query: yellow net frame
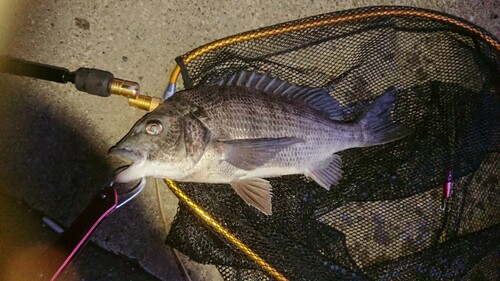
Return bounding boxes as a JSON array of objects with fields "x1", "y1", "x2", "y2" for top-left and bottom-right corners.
[{"x1": 163, "y1": 7, "x2": 499, "y2": 280}]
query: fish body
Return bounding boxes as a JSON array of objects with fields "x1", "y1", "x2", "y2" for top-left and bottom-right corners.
[{"x1": 110, "y1": 71, "x2": 410, "y2": 214}]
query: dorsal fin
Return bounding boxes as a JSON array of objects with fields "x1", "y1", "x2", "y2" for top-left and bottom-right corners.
[{"x1": 214, "y1": 70, "x2": 343, "y2": 120}]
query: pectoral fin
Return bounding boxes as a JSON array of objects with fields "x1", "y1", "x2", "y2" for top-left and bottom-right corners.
[
  {"x1": 230, "y1": 178, "x2": 273, "y2": 215},
  {"x1": 220, "y1": 137, "x2": 303, "y2": 170},
  {"x1": 305, "y1": 154, "x2": 343, "y2": 190}
]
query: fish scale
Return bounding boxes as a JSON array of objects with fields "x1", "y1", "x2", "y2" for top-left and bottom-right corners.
[
  {"x1": 110, "y1": 71, "x2": 411, "y2": 214},
  {"x1": 184, "y1": 87, "x2": 343, "y2": 165},
  {"x1": 170, "y1": 86, "x2": 363, "y2": 196}
]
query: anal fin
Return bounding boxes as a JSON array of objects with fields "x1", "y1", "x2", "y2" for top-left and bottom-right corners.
[
  {"x1": 305, "y1": 154, "x2": 343, "y2": 190},
  {"x1": 230, "y1": 178, "x2": 273, "y2": 215}
]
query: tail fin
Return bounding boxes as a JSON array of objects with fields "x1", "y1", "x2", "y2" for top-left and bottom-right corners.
[{"x1": 360, "y1": 87, "x2": 411, "y2": 146}]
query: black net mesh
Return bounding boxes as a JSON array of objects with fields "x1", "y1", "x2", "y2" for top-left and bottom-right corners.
[{"x1": 166, "y1": 6, "x2": 499, "y2": 281}]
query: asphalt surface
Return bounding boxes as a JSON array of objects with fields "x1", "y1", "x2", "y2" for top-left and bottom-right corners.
[{"x1": 0, "y1": 1, "x2": 497, "y2": 280}]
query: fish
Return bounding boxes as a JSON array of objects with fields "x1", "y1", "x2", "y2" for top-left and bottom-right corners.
[{"x1": 109, "y1": 71, "x2": 411, "y2": 215}]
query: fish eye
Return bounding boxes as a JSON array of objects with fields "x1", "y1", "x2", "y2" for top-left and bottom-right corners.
[{"x1": 145, "y1": 120, "x2": 163, "y2": 135}]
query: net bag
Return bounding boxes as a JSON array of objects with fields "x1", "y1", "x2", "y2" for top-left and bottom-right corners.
[{"x1": 164, "y1": 6, "x2": 500, "y2": 281}]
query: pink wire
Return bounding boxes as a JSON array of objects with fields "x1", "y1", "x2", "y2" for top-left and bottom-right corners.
[
  {"x1": 50, "y1": 189, "x2": 118, "y2": 281},
  {"x1": 444, "y1": 170, "x2": 452, "y2": 199}
]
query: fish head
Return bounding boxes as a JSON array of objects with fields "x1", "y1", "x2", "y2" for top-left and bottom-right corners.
[{"x1": 109, "y1": 102, "x2": 191, "y2": 183}]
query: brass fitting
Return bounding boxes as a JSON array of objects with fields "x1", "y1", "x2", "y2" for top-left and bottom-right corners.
[
  {"x1": 109, "y1": 78, "x2": 161, "y2": 112},
  {"x1": 128, "y1": 95, "x2": 161, "y2": 112},
  {"x1": 109, "y1": 78, "x2": 140, "y2": 99}
]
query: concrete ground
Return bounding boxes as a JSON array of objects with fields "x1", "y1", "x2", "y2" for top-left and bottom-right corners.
[{"x1": 0, "y1": 0, "x2": 497, "y2": 280}]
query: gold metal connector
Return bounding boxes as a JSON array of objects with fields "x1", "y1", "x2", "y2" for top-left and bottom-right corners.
[
  {"x1": 109, "y1": 78, "x2": 140, "y2": 99},
  {"x1": 128, "y1": 95, "x2": 161, "y2": 112},
  {"x1": 109, "y1": 78, "x2": 161, "y2": 112}
]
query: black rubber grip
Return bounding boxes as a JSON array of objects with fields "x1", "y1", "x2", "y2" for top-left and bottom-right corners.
[{"x1": 74, "y1": 68, "x2": 113, "y2": 97}]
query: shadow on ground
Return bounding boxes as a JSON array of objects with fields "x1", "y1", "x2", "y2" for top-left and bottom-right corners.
[{"x1": 0, "y1": 78, "x2": 168, "y2": 280}]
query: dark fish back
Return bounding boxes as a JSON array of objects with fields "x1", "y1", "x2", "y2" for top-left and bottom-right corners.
[{"x1": 180, "y1": 86, "x2": 336, "y2": 140}]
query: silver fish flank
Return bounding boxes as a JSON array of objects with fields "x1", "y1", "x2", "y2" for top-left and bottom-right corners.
[{"x1": 109, "y1": 71, "x2": 411, "y2": 215}]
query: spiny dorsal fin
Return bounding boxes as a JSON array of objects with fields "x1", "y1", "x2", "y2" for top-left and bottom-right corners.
[{"x1": 214, "y1": 70, "x2": 343, "y2": 120}]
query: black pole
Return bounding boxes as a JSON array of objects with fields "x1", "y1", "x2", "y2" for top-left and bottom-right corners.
[
  {"x1": 0, "y1": 56, "x2": 114, "y2": 97},
  {"x1": 0, "y1": 56, "x2": 75, "y2": 84}
]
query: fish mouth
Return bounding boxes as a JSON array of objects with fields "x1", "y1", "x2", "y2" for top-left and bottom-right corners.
[
  {"x1": 108, "y1": 146, "x2": 145, "y2": 163},
  {"x1": 108, "y1": 146, "x2": 147, "y2": 183}
]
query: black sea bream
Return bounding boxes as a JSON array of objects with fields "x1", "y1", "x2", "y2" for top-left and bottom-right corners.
[{"x1": 109, "y1": 71, "x2": 411, "y2": 215}]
